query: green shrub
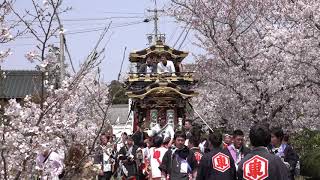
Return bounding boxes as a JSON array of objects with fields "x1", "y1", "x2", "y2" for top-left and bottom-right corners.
[
  {"x1": 300, "y1": 149, "x2": 320, "y2": 179},
  {"x1": 291, "y1": 129, "x2": 320, "y2": 179}
]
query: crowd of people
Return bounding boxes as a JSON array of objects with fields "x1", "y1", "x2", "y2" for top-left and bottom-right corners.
[
  {"x1": 35, "y1": 120, "x2": 300, "y2": 180},
  {"x1": 91, "y1": 120, "x2": 300, "y2": 180}
]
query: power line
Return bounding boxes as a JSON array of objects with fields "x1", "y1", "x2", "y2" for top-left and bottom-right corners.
[
  {"x1": 63, "y1": 19, "x2": 175, "y2": 36},
  {"x1": 118, "y1": 47, "x2": 127, "y2": 81},
  {"x1": 7, "y1": 16, "x2": 147, "y2": 23},
  {"x1": 180, "y1": 36, "x2": 192, "y2": 50},
  {"x1": 178, "y1": 25, "x2": 192, "y2": 50},
  {"x1": 56, "y1": 21, "x2": 130, "y2": 27},
  {"x1": 66, "y1": 21, "x2": 147, "y2": 35},
  {"x1": 64, "y1": 20, "x2": 146, "y2": 31},
  {"x1": 6, "y1": 14, "x2": 170, "y2": 28},
  {"x1": 101, "y1": 11, "x2": 144, "y2": 15},
  {"x1": 167, "y1": 21, "x2": 179, "y2": 44},
  {"x1": 2, "y1": 41, "x2": 60, "y2": 47},
  {"x1": 10, "y1": 19, "x2": 147, "y2": 27},
  {"x1": 10, "y1": 17, "x2": 175, "y2": 41},
  {"x1": 61, "y1": 16, "x2": 146, "y2": 22},
  {"x1": 1, "y1": 43, "x2": 36, "y2": 47},
  {"x1": 14, "y1": 20, "x2": 149, "y2": 39},
  {"x1": 173, "y1": 23, "x2": 190, "y2": 48}
]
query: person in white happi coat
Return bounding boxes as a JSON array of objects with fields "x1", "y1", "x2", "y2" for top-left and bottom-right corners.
[
  {"x1": 148, "y1": 136, "x2": 168, "y2": 180},
  {"x1": 36, "y1": 147, "x2": 64, "y2": 180},
  {"x1": 94, "y1": 133, "x2": 116, "y2": 180},
  {"x1": 147, "y1": 117, "x2": 174, "y2": 146},
  {"x1": 117, "y1": 132, "x2": 128, "y2": 152}
]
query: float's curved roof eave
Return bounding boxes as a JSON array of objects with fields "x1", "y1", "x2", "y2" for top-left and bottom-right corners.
[{"x1": 129, "y1": 40, "x2": 189, "y2": 63}]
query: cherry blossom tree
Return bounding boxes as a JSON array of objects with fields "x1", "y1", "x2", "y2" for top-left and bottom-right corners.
[
  {"x1": 10, "y1": 0, "x2": 73, "y2": 87},
  {"x1": 170, "y1": 0, "x2": 320, "y2": 131},
  {"x1": 0, "y1": 0, "x2": 13, "y2": 62},
  {"x1": 0, "y1": 0, "x2": 114, "y2": 179},
  {"x1": 0, "y1": 0, "x2": 28, "y2": 63}
]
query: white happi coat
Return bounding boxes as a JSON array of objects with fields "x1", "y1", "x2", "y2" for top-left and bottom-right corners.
[
  {"x1": 149, "y1": 147, "x2": 168, "y2": 178},
  {"x1": 36, "y1": 151, "x2": 64, "y2": 180}
]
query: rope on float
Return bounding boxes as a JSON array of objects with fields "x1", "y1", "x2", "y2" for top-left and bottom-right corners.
[{"x1": 188, "y1": 101, "x2": 214, "y2": 133}]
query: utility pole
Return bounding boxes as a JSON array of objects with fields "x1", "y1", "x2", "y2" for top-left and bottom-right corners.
[
  {"x1": 59, "y1": 26, "x2": 65, "y2": 86},
  {"x1": 147, "y1": 0, "x2": 164, "y2": 43}
]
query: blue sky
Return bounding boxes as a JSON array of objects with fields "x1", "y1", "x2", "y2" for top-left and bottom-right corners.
[{"x1": 2, "y1": 0, "x2": 197, "y2": 82}]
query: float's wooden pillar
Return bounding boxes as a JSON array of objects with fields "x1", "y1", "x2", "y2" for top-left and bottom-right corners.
[{"x1": 133, "y1": 111, "x2": 139, "y2": 132}]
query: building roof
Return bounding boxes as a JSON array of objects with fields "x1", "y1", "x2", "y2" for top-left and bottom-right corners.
[
  {"x1": 0, "y1": 70, "x2": 43, "y2": 99},
  {"x1": 108, "y1": 104, "x2": 133, "y2": 125}
]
